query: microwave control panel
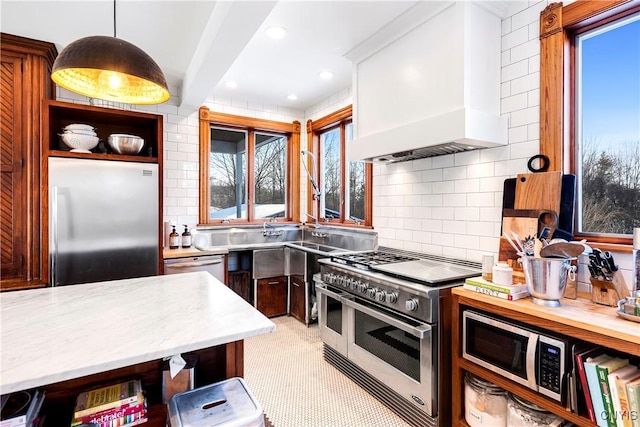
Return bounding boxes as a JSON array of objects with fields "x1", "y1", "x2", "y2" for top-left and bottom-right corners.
[{"x1": 538, "y1": 341, "x2": 563, "y2": 394}]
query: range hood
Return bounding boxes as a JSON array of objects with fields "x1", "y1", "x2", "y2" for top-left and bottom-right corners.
[{"x1": 346, "y1": 1, "x2": 508, "y2": 163}]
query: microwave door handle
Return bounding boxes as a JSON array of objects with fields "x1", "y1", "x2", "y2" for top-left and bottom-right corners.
[
  {"x1": 343, "y1": 298, "x2": 431, "y2": 339},
  {"x1": 527, "y1": 333, "x2": 540, "y2": 391}
]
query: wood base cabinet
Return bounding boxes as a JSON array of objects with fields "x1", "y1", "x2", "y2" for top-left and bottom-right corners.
[
  {"x1": 289, "y1": 275, "x2": 305, "y2": 323},
  {"x1": 256, "y1": 276, "x2": 287, "y2": 318},
  {"x1": 0, "y1": 33, "x2": 57, "y2": 291},
  {"x1": 451, "y1": 288, "x2": 640, "y2": 427},
  {"x1": 228, "y1": 270, "x2": 251, "y2": 303}
]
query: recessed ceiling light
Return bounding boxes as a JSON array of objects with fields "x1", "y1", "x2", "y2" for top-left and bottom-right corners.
[
  {"x1": 287, "y1": 94, "x2": 298, "y2": 101},
  {"x1": 318, "y1": 71, "x2": 334, "y2": 80},
  {"x1": 225, "y1": 81, "x2": 237, "y2": 89},
  {"x1": 265, "y1": 26, "x2": 287, "y2": 40}
]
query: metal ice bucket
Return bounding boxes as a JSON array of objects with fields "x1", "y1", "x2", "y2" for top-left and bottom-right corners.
[{"x1": 520, "y1": 256, "x2": 576, "y2": 307}]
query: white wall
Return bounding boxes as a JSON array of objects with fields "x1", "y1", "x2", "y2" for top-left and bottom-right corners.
[{"x1": 56, "y1": 0, "x2": 634, "y2": 294}]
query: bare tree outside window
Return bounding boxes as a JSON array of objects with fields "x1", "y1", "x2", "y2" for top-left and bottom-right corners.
[
  {"x1": 576, "y1": 13, "x2": 640, "y2": 236},
  {"x1": 321, "y1": 128, "x2": 341, "y2": 218},
  {"x1": 255, "y1": 133, "x2": 287, "y2": 219},
  {"x1": 209, "y1": 128, "x2": 247, "y2": 219}
]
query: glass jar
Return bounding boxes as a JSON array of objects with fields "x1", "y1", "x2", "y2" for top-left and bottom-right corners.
[
  {"x1": 464, "y1": 373, "x2": 508, "y2": 427},
  {"x1": 506, "y1": 392, "x2": 563, "y2": 426}
]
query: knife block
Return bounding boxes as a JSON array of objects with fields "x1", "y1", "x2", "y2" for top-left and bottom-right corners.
[{"x1": 590, "y1": 271, "x2": 630, "y2": 306}]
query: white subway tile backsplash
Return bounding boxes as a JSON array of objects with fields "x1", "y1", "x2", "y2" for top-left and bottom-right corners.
[
  {"x1": 511, "y1": 39, "x2": 540, "y2": 63},
  {"x1": 454, "y1": 179, "x2": 480, "y2": 194},
  {"x1": 443, "y1": 166, "x2": 467, "y2": 181},
  {"x1": 502, "y1": 59, "x2": 530, "y2": 83},
  {"x1": 501, "y1": 93, "x2": 529, "y2": 113},
  {"x1": 502, "y1": 26, "x2": 528, "y2": 51}
]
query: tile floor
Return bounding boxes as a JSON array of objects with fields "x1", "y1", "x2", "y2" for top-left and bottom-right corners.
[{"x1": 244, "y1": 315, "x2": 409, "y2": 427}]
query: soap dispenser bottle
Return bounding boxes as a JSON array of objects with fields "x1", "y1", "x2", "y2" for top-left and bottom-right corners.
[
  {"x1": 169, "y1": 225, "x2": 180, "y2": 249},
  {"x1": 182, "y1": 225, "x2": 192, "y2": 248}
]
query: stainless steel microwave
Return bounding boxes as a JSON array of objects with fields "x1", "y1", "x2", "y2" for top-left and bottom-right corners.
[{"x1": 462, "y1": 309, "x2": 571, "y2": 402}]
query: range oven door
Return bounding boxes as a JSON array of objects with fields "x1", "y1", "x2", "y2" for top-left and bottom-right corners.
[
  {"x1": 344, "y1": 296, "x2": 437, "y2": 416},
  {"x1": 315, "y1": 282, "x2": 350, "y2": 356}
]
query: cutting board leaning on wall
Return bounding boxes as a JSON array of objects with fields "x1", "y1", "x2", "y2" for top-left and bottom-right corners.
[{"x1": 499, "y1": 171, "x2": 576, "y2": 290}]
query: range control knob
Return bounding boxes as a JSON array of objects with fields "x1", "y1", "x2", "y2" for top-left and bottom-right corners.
[
  {"x1": 358, "y1": 282, "x2": 369, "y2": 293},
  {"x1": 375, "y1": 290, "x2": 386, "y2": 302},
  {"x1": 386, "y1": 292, "x2": 398, "y2": 304},
  {"x1": 367, "y1": 288, "x2": 377, "y2": 298},
  {"x1": 405, "y1": 298, "x2": 419, "y2": 311}
]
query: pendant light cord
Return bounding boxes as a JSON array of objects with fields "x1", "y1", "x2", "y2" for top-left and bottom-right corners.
[{"x1": 113, "y1": 0, "x2": 117, "y2": 38}]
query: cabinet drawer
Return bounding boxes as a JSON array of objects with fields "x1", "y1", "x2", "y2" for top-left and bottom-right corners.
[{"x1": 256, "y1": 276, "x2": 287, "y2": 318}]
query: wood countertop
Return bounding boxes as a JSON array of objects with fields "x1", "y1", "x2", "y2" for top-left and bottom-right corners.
[
  {"x1": 0, "y1": 272, "x2": 275, "y2": 394},
  {"x1": 452, "y1": 287, "x2": 639, "y2": 350},
  {"x1": 163, "y1": 247, "x2": 228, "y2": 259}
]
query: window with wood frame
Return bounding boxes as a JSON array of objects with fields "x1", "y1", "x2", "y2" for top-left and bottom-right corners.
[
  {"x1": 306, "y1": 106, "x2": 372, "y2": 227},
  {"x1": 198, "y1": 107, "x2": 301, "y2": 225},
  {"x1": 539, "y1": 1, "x2": 639, "y2": 245}
]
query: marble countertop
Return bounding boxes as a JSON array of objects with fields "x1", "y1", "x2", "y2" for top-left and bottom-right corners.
[{"x1": 0, "y1": 272, "x2": 275, "y2": 394}]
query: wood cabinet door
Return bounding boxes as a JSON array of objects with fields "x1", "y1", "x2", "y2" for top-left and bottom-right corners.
[
  {"x1": 228, "y1": 270, "x2": 251, "y2": 303},
  {"x1": 0, "y1": 51, "x2": 26, "y2": 282},
  {"x1": 289, "y1": 275, "x2": 305, "y2": 323},
  {"x1": 257, "y1": 276, "x2": 287, "y2": 318}
]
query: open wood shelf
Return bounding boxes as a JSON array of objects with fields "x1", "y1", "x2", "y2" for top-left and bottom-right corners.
[
  {"x1": 48, "y1": 149, "x2": 158, "y2": 163},
  {"x1": 450, "y1": 288, "x2": 637, "y2": 427},
  {"x1": 43, "y1": 99, "x2": 163, "y2": 160},
  {"x1": 36, "y1": 343, "x2": 238, "y2": 426}
]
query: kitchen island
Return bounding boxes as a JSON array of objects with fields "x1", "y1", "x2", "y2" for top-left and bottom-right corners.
[{"x1": 0, "y1": 271, "x2": 275, "y2": 424}]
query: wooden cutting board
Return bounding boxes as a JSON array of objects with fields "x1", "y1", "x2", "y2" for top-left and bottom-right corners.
[{"x1": 514, "y1": 171, "x2": 563, "y2": 213}]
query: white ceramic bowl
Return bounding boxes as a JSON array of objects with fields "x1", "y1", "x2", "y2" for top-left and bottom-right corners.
[
  {"x1": 64, "y1": 123, "x2": 95, "y2": 131},
  {"x1": 59, "y1": 133, "x2": 100, "y2": 153}
]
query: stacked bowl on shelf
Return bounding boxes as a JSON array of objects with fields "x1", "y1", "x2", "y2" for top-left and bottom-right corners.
[{"x1": 59, "y1": 124, "x2": 99, "y2": 153}]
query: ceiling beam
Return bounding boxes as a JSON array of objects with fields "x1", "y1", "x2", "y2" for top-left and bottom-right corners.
[{"x1": 180, "y1": 0, "x2": 277, "y2": 109}]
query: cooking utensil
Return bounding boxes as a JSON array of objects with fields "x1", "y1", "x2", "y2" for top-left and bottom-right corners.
[
  {"x1": 603, "y1": 251, "x2": 618, "y2": 272},
  {"x1": 539, "y1": 241, "x2": 584, "y2": 259},
  {"x1": 511, "y1": 231, "x2": 525, "y2": 254},
  {"x1": 107, "y1": 134, "x2": 144, "y2": 155},
  {"x1": 503, "y1": 232, "x2": 523, "y2": 254}
]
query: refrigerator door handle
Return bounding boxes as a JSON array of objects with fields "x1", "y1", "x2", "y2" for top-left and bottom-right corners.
[{"x1": 51, "y1": 186, "x2": 58, "y2": 286}]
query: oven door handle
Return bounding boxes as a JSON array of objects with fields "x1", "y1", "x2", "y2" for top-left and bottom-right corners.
[
  {"x1": 343, "y1": 298, "x2": 431, "y2": 339},
  {"x1": 315, "y1": 283, "x2": 353, "y2": 301}
]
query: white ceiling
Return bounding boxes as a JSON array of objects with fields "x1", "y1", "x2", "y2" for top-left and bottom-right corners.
[{"x1": 1, "y1": 0, "x2": 424, "y2": 111}]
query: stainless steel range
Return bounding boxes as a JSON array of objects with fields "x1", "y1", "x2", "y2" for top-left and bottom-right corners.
[{"x1": 315, "y1": 248, "x2": 480, "y2": 427}]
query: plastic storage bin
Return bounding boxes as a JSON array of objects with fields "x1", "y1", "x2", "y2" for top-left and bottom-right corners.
[{"x1": 168, "y1": 377, "x2": 264, "y2": 427}]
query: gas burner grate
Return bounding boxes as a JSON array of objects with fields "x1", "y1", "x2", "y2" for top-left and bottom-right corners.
[{"x1": 331, "y1": 251, "x2": 418, "y2": 269}]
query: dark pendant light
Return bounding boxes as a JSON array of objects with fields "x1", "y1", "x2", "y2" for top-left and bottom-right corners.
[{"x1": 51, "y1": 0, "x2": 169, "y2": 105}]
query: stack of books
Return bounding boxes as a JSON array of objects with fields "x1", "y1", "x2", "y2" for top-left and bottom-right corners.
[
  {"x1": 575, "y1": 348, "x2": 640, "y2": 427},
  {"x1": 71, "y1": 379, "x2": 147, "y2": 427},
  {"x1": 463, "y1": 276, "x2": 530, "y2": 300},
  {"x1": 0, "y1": 389, "x2": 45, "y2": 427}
]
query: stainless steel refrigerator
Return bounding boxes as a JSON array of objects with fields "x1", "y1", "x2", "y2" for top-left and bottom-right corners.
[{"x1": 49, "y1": 157, "x2": 159, "y2": 286}]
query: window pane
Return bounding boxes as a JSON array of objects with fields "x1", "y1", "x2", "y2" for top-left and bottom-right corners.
[
  {"x1": 345, "y1": 123, "x2": 365, "y2": 221},
  {"x1": 254, "y1": 133, "x2": 287, "y2": 219},
  {"x1": 576, "y1": 13, "x2": 640, "y2": 235},
  {"x1": 321, "y1": 128, "x2": 340, "y2": 219},
  {"x1": 209, "y1": 127, "x2": 247, "y2": 220}
]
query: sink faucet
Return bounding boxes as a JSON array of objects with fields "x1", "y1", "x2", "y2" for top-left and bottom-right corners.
[
  {"x1": 305, "y1": 213, "x2": 319, "y2": 227},
  {"x1": 262, "y1": 221, "x2": 282, "y2": 237}
]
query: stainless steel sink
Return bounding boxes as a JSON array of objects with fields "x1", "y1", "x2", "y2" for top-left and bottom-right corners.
[{"x1": 286, "y1": 241, "x2": 348, "y2": 254}]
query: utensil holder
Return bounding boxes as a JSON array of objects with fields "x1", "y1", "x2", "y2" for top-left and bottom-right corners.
[{"x1": 590, "y1": 270, "x2": 630, "y2": 306}]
